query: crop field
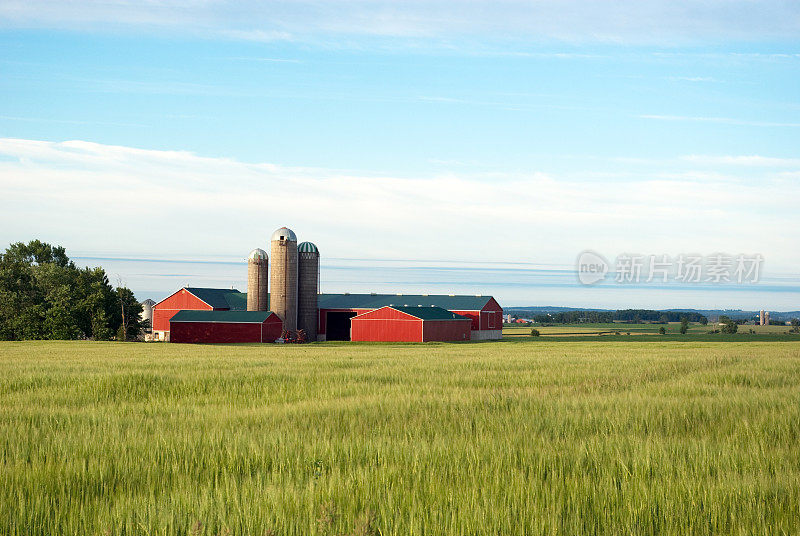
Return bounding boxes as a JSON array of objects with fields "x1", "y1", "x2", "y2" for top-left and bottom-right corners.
[
  {"x1": 2, "y1": 338, "x2": 800, "y2": 535},
  {"x1": 504, "y1": 322, "x2": 797, "y2": 337}
]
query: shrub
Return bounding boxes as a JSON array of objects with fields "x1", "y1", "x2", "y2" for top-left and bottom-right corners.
[
  {"x1": 659, "y1": 326, "x2": 666, "y2": 335},
  {"x1": 530, "y1": 328, "x2": 540, "y2": 337}
]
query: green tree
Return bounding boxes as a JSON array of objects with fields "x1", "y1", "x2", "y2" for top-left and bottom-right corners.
[
  {"x1": 679, "y1": 317, "x2": 689, "y2": 334},
  {"x1": 0, "y1": 240, "x2": 135, "y2": 341},
  {"x1": 116, "y1": 287, "x2": 144, "y2": 341},
  {"x1": 721, "y1": 320, "x2": 738, "y2": 334},
  {"x1": 659, "y1": 326, "x2": 666, "y2": 335}
]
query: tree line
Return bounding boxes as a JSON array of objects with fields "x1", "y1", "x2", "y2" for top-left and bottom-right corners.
[
  {"x1": 529, "y1": 309, "x2": 708, "y2": 324},
  {"x1": 0, "y1": 240, "x2": 146, "y2": 341}
]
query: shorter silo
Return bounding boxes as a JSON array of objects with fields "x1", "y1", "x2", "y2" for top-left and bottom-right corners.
[
  {"x1": 140, "y1": 299, "x2": 155, "y2": 330},
  {"x1": 297, "y1": 242, "x2": 320, "y2": 341},
  {"x1": 247, "y1": 248, "x2": 269, "y2": 311}
]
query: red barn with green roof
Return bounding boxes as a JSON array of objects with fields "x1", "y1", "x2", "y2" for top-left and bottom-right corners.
[
  {"x1": 350, "y1": 306, "x2": 472, "y2": 342},
  {"x1": 317, "y1": 293, "x2": 502, "y2": 341},
  {"x1": 151, "y1": 287, "x2": 247, "y2": 342},
  {"x1": 169, "y1": 310, "x2": 283, "y2": 344}
]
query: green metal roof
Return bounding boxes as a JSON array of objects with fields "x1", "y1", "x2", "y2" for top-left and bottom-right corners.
[
  {"x1": 377, "y1": 306, "x2": 471, "y2": 321},
  {"x1": 298, "y1": 242, "x2": 319, "y2": 254},
  {"x1": 318, "y1": 293, "x2": 493, "y2": 311},
  {"x1": 185, "y1": 288, "x2": 247, "y2": 310},
  {"x1": 170, "y1": 310, "x2": 275, "y2": 323}
]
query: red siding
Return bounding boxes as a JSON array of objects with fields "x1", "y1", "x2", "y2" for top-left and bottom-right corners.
[
  {"x1": 171, "y1": 322, "x2": 262, "y2": 343},
  {"x1": 261, "y1": 317, "x2": 284, "y2": 343},
  {"x1": 152, "y1": 289, "x2": 213, "y2": 331},
  {"x1": 351, "y1": 308, "x2": 423, "y2": 342},
  {"x1": 351, "y1": 307, "x2": 471, "y2": 342},
  {"x1": 422, "y1": 320, "x2": 471, "y2": 342},
  {"x1": 451, "y1": 310, "x2": 480, "y2": 330},
  {"x1": 170, "y1": 315, "x2": 283, "y2": 344},
  {"x1": 482, "y1": 297, "x2": 503, "y2": 330}
]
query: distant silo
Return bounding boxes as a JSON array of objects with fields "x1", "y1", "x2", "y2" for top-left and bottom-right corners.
[
  {"x1": 247, "y1": 248, "x2": 269, "y2": 311},
  {"x1": 270, "y1": 227, "x2": 298, "y2": 331},
  {"x1": 759, "y1": 310, "x2": 765, "y2": 326},
  {"x1": 297, "y1": 241, "x2": 320, "y2": 341},
  {"x1": 140, "y1": 299, "x2": 155, "y2": 329},
  {"x1": 765, "y1": 311, "x2": 770, "y2": 325}
]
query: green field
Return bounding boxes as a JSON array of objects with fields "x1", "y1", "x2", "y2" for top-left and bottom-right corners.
[
  {"x1": 505, "y1": 322, "x2": 797, "y2": 337},
  {"x1": 2, "y1": 339, "x2": 800, "y2": 535}
]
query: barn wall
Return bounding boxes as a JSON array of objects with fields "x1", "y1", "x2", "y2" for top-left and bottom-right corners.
[
  {"x1": 262, "y1": 317, "x2": 284, "y2": 342},
  {"x1": 351, "y1": 315, "x2": 423, "y2": 342},
  {"x1": 451, "y1": 310, "x2": 480, "y2": 330},
  {"x1": 153, "y1": 290, "x2": 213, "y2": 331},
  {"x1": 481, "y1": 298, "x2": 503, "y2": 330},
  {"x1": 170, "y1": 322, "x2": 262, "y2": 344},
  {"x1": 422, "y1": 320, "x2": 471, "y2": 342}
]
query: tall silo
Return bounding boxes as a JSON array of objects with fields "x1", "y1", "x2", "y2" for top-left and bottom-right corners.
[
  {"x1": 247, "y1": 248, "x2": 269, "y2": 311},
  {"x1": 297, "y1": 241, "x2": 320, "y2": 341},
  {"x1": 270, "y1": 227, "x2": 298, "y2": 331}
]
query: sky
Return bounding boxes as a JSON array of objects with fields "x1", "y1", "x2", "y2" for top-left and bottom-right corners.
[{"x1": 1, "y1": 1, "x2": 799, "y2": 310}]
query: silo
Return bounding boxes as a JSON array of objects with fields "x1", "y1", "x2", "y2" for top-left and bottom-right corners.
[
  {"x1": 297, "y1": 241, "x2": 320, "y2": 341},
  {"x1": 247, "y1": 248, "x2": 269, "y2": 311},
  {"x1": 270, "y1": 227, "x2": 298, "y2": 331},
  {"x1": 140, "y1": 299, "x2": 155, "y2": 329}
]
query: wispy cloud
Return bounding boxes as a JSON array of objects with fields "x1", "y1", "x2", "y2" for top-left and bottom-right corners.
[
  {"x1": 681, "y1": 155, "x2": 800, "y2": 167},
  {"x1": 638, "y1": 114, "x2": 800, "y2": 128},
  {"x1": 2, "y1": 1, "x2": 800, "y2": 46}
]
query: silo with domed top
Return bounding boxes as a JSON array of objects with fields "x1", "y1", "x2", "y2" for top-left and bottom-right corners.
[
  {"x1": 270, "y1": 227, "x2": 298, "y2": 330},
  {"x1": 297, "y1": 241, "x2": 320, "y2": 340},
  {"x1": 247, "y1": 248, "x2": 268, "y2": 311}
]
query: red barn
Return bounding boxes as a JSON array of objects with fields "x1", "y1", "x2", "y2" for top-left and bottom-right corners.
[
  {"x1": 169, "y1": 310, "x2": 283, "y2": 344},
  {"x1": 351, "y1": 306, "x2": 472, "y2": 342},
  {"x1": 317, "y1": 294, "x2": 503, "y2": 341},
  {"x1": 152, "y1": 287, "x2": 247, "y2": 342}
]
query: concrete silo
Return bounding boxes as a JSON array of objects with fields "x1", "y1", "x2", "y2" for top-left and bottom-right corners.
[
  {"x1": 247, "y1": 248, "x2": 269, "y2": 311},
  {"x1": 270, "y1": 227, "x2": 298, "y2": 331},
  {"x1": 140, "y1": 299, "x2": 155, "y2": 327},
  {"x1": 297, "y1": 241, "x2": 320, "y2": 341}
]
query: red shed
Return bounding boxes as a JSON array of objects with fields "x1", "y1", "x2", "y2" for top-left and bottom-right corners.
[
  {"x1": 152, "y1": 287, "x2": 247, "y2": 342},
  {"x1": 169, "y1": 310, "x2": 283, "y2": 344},
  {"x1": 317, "y1": 294, "x2": 503, "y2": 341},
  {"x1": 351, "y1": 306, "x2": 471, "y2": 342}
]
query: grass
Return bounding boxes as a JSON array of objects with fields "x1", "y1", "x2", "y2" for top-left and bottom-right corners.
[{"x1": 1, "y1": 338, "x2": 799, "y2": 535}]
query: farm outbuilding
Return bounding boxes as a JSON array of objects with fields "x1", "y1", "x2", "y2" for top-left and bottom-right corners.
[
  {"x1": 317, "y1": 294, "x2": 503, "y2": 341},
  {"x1": 350, "y1": 306, "x2": 472, "y2": 342},
  {"x1": 152, "y1": 287, "x2": 247, "y2": 342},
  {"x1": 169, "y1": 310, "x2": 283, "y2": 344}
]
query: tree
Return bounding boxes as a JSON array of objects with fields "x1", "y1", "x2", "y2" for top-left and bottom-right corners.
[
  {"x1": 699, "y1": 316, "x2": 708, "y2": 325},
  {"x1": 659, "y1": 326, "x2": 666, "y2": 335},
  {"x1": 530, "y1": 328, "x2": 540, "y2": 337},
  {"x1": 721, "y1": 320, "x2": 738, "y2": 334},
  {"x1": 679, "y1": 317, "x2": 689, "y2": 334},
  {"x1": 116, "y1": 287, "x2": 144, "y2": 341},
  {"x1": 0, "y1": 240, "x2": 137, "y2": 341}
]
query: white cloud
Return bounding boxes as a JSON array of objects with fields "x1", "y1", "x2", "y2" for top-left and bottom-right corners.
[
  {"x1": 0, "y1": 138, "x2": 798, "y2": 274},
  {"x1": 2, "y1": 1, "x2": 800, "y2": 46}
]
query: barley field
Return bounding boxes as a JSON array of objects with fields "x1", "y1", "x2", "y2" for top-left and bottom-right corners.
[{"x1": 2, "y1": 338, "x2": 799, "y2": 535}]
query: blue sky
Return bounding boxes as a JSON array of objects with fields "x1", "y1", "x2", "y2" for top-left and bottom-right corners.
[{"x1": 1, "y1": 1, "x2": 799, "y2": 309}]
